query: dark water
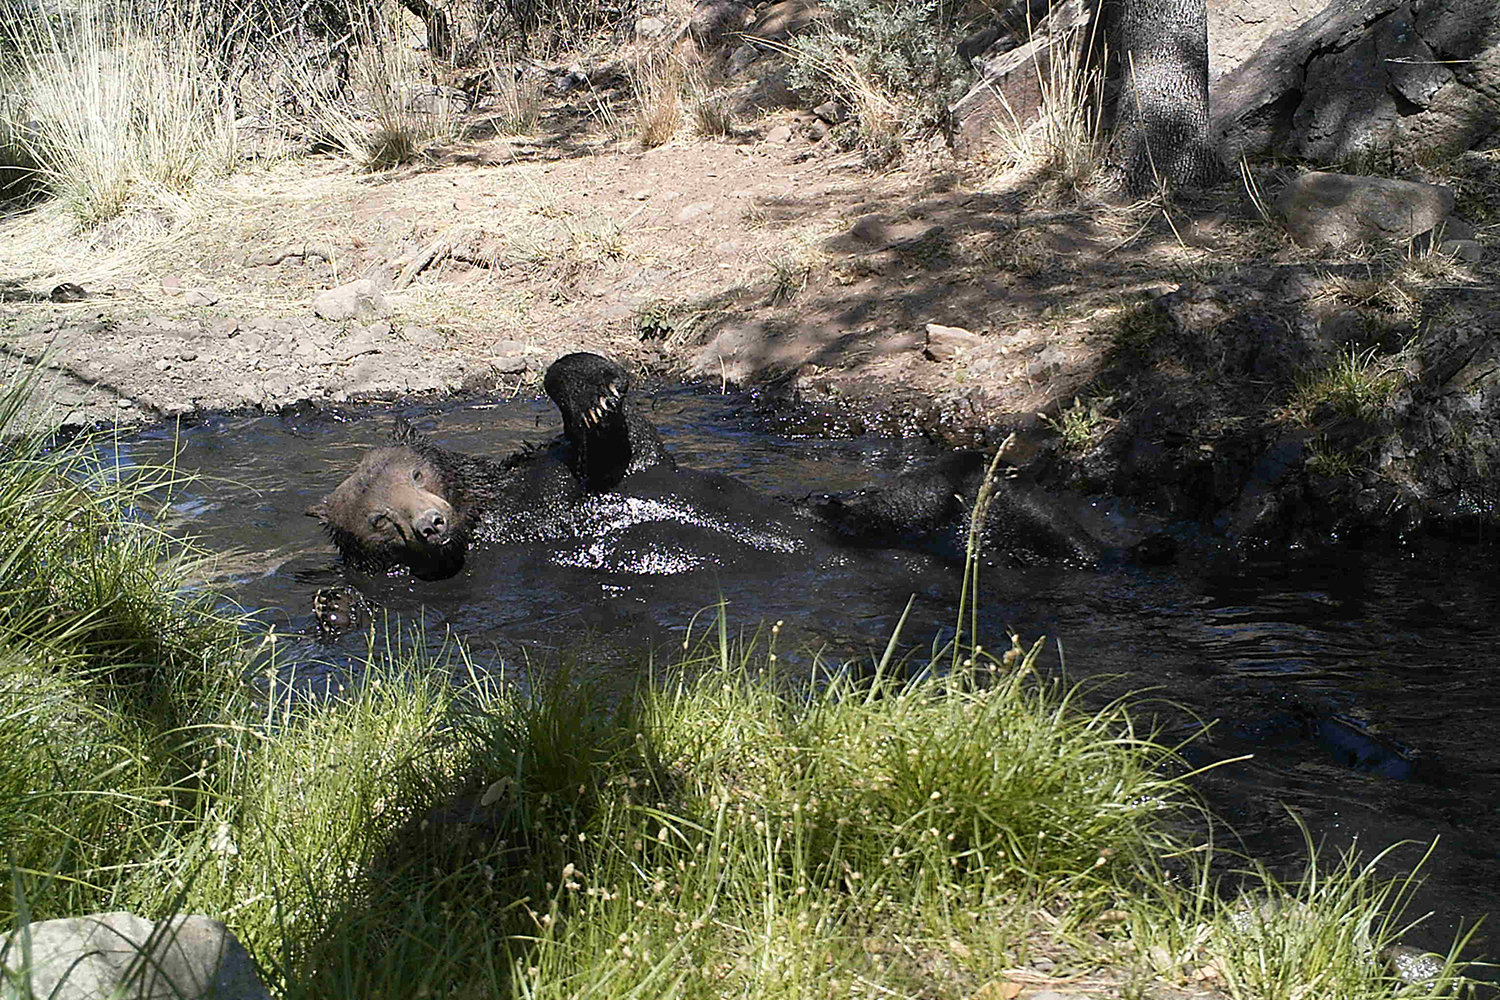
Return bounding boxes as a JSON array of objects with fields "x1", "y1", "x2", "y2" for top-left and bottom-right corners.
[{"x1": 120, "y1": 384, "x2": 1500, "y2": 967}]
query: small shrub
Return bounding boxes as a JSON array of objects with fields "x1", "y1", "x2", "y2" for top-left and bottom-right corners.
[
  {"x1": 1041, "y1": 395, "x2": 1113, "y2": 451},
  {"x1": 1106, "y1": 299, "x2": 1173, "y2": 361},
  {"x1": 788, "y1": 0, "x2": 966, "y2": 107},
  {"x1": 767, "y1": 254, "x2": 810, "y2": 302},
  {"x1": 784, "y1": 0, "x2": 969, "y2": 165}
]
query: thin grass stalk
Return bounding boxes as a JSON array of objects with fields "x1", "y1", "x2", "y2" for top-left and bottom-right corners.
[{"x1": 954, "y1": 436, "x2": 1011, "y2": 669}]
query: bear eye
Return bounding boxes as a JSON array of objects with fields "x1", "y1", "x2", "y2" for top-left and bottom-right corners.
[
  {"x1": 369, "y1": 512, "x2": 391, "y2": 530},
  {"x1": 412, "y1": 468, "x2": 423, "y2": 484}
]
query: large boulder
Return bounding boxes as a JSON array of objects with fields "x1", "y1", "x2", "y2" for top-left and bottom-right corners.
[
  {"x1": 1212, "y1": 0, "x2": 1500, "y2": 167},
  {"x1": 2, "y1": 912, "x2": 270, "y2": 1000},
  {"x1": 947, "y1": 0, "x2": 1091, "y2": 155},
  {"x1": 743, "y1": 0, "x2": 824, "y2": 43},
  {"x1": 689, "y1": 0, "x2": 754, "y2": 51},
  {"x1": 1272, "y1": 171, "x2": 1456, "y2": 247}
]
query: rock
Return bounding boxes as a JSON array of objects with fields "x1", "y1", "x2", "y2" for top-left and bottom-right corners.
[
  {"x1": 727, "y1": 43, "x2": 760, "y2": 75},
  {"x1": 765, "y1": 124, "x2": 794, "y2": 144},
  {"x1": 956, "y1": 23, "x2": 1007, "y2": 65},
  {"x1": 1410, "y1": 216, "x2": 1483, "y2": 262},
  {"x1": 676, "y1": 200, "x2": 716, "y2": 222},
  {"x1": 689, "y1": 0, "x2": 752, "y2": 50},
  {"x1": 812, "y1": 99, "x2": 847, "y2": 124},
  {"x1": 848, "y1": 214, "x2": 888, "y2": 245},
  {"x1": 742, "y1": 0, "x2": 824, "y2": 42},
  {"x1": 634, "y1": 15, "x2": 670, "y2": 39},
  {"x1": 1272, "y1": 171, "x2": 1455, "y2": 247},
  {"x1": 1, "y1": 912, "x2": 271, "y2": 1000},
  {"x1": 182, "y1": 288, "x2": 219, "y2": 307},
  {"x1": 312, "y1": 279, "x2": 390, "y2": 324},
  {"x1": 947, "y1": 0, "x2": 1091, "y2": 155},
  {"x1": 924, "y1": 322, "x2": 982, "y2": 362},
  {"x1": 336, "y1": 327, "x2": 385, "y2": 361},
  {"x1": 161, "y1": 275, "x2": 182, "y2": 296},
  {"x1": 405, "y1": 325, "x2": 443, "y2": 348},
  {"x1": 1211, "y1": 0, "x2": 1500, "y2": 167},
  {"x1": 489, "y1": 352, "x2": 529, "y2": 374}
]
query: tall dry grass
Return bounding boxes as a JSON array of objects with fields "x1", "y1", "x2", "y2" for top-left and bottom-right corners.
[{"x1": 1, "y1": 5, "x2": 237, "y2": 229}]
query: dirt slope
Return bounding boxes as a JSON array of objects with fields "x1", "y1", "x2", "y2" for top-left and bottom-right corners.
[{"x1": 1, "y1": 73, "x2": 1495, "y2": 541}]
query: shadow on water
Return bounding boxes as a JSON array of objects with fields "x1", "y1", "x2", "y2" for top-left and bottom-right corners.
[{"x1": 119, "y1": 382, "x2": 1500, "y2": 971}]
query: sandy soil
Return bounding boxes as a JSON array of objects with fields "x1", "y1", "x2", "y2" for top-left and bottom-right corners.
[{"x1": 0, "y1": 65, "x2": 1247, "y2": 425}]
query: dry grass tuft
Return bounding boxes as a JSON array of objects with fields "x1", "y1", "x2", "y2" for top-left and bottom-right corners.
[
  {"x1": 630, "y1": 54, "x2": 685, "y2": 149},
  {"x1": 1, "y1": 5, "x2": 236, "y2": 229},
  {"x1": 985, "y1": 21, "x2": 1107, "y2": 201},
  {"x1": 295, "y1": 30, "x2": 466, "y2": 172},
  {"x1": 489, "y1": 68, "x2": 544, "y2": 135}
]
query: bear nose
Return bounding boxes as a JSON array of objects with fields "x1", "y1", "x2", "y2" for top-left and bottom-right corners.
[{"x1": 414, "y1": 508, "x2": 447, "y2": 541}]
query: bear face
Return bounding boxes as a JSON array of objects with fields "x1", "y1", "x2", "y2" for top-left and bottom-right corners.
[{"x1": 307, "y1": 420, "x2": 475, "y2": 580}]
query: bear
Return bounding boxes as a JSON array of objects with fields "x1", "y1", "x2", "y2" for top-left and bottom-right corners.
[
  {"x1": 307, "y1": 352, "x2": 673, "y2": 581},
  {"x1": 799, "y1": 450, "x2": 1176, "y2": 568},
  {"x1": 544, "y1": 351, "x2": 675, "y2": 490}
]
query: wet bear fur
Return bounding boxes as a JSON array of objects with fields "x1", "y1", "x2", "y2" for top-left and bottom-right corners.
[
  {"x1": 309, "y1": 353, "x2": 675, "y2": 581},
  {"x1": 803, "y1": 451, "x2": 1175, "y2": 567},
  {"x1": 306, "y1": 418, "x2": 582, "y2": 580},
  {"x1": 545, "y1": 351, "x2": 675, "y2": 490}
]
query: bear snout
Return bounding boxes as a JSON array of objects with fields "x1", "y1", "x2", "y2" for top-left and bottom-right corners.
[{"x1": 413, "y1": 506, "x2": 451, "y2": 544}]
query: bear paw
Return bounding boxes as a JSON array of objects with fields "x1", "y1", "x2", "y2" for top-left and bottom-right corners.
[{"x1": 313, "y1": 585, "x2": 371, "y2": 635}]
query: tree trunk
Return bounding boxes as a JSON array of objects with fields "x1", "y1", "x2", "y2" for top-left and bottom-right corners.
[
  {"x1": 395, "y1": 0, "x2": 455, "y2": 59},
  {"x1": 1098, "y1": 0, "x2": 1217, "y2": 194}
]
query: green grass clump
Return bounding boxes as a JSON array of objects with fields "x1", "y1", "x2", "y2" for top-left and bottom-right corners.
[
  {"x1": 508, "y1": 625, "x2": 1186, "y2": 997},
  {"x1": 1287, "y1": 346, "x2": 1405, "y2": 426}
]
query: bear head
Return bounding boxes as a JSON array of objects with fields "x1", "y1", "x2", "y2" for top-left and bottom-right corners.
[{"x1": 307, "y1": 418, "x2": 473, "y2": 580}]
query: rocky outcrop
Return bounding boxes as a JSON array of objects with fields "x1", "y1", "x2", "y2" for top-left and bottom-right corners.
[
  {"x1": 1060, "y1": 258, "x2": 1500, "y2": 546},
  {"x1": 947, "y1": 0, "x2": 1091, "y2": 155},
  {"x1": 2, "y1": 912, "x2": 270, "y2": 1000},
  {"x1": 1212, "y1": 0, "x2": 1500, "y2": 168}
]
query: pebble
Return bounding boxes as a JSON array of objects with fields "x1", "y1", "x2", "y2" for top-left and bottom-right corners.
[{"x1": 154, "y1": 359, "x2": 172, "y2": 372}]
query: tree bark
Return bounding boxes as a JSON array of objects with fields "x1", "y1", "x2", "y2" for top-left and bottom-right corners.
[
  {"x1": 395, "y1": 0, "x2": 455, "y2": 59},
  {"x1": 1098, "y1": 0, "x2": 1217, "y2": 194}
]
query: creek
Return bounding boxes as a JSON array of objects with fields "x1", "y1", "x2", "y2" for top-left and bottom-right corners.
[{"x1": 120, "y1": 382, "x2": 1500, "y2": 969}]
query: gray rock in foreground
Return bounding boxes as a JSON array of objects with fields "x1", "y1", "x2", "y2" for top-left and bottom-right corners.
[
  {"x1": 312, "y1": 278, "x2": 390, "y2": 324},
  {"x1": 1272, "y1": 171, "x2": 1456, "y2": 247},
  {"x1": 2, "y1": 912, "x2": 270, "y2": 1000}
]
